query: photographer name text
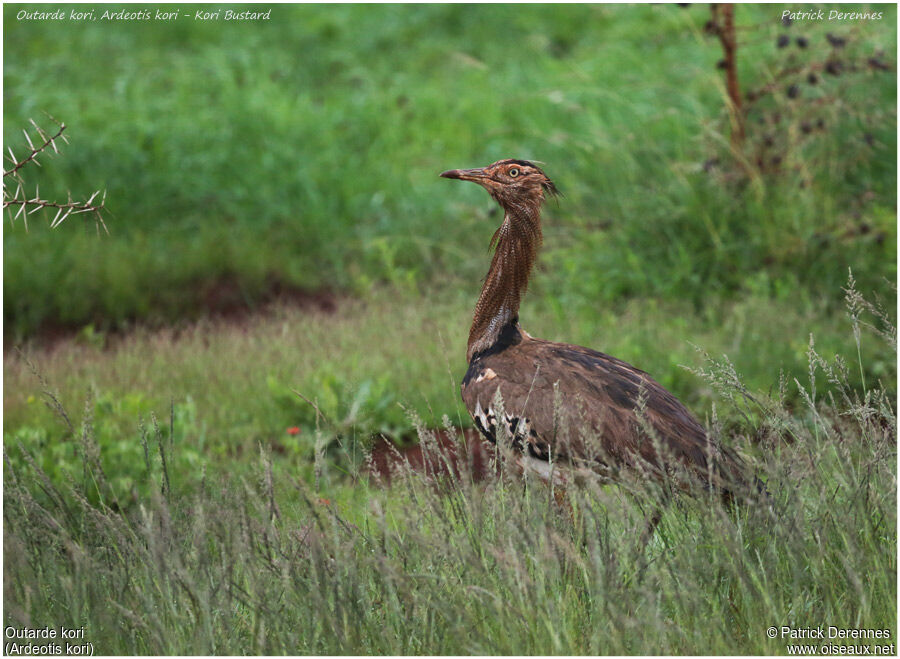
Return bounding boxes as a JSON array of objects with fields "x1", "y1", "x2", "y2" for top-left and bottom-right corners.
[
  {"x1": 776, "y1": 627, "x2": 891, "y2": 640},
  {"x1": 782, "y1": 8, "x2": 883, "y2": 21}
]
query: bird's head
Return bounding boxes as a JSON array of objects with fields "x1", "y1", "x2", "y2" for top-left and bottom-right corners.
[{"x1": 440, "y1": 159, "x2": 559, "y2": 211}]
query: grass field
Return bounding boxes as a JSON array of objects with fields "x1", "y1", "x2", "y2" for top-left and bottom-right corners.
[
  {"x1": 4, "y1": 287, "x2": 896, "y2": 653},
  {"x1": 4, "y1": 3, "x2": 897, "y2": 654}
]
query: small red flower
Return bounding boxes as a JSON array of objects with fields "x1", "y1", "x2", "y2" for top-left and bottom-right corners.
[{"x1": 286, "y1": 426, "x2": 301, "y2": 436}]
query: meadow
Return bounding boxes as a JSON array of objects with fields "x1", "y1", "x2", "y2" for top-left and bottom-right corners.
[{"x1": 3, "y1": 3, "x2": 897, "y2": 654}]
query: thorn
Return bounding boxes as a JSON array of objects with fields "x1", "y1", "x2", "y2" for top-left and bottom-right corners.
[
  {"x1": 31, "y1": 120, "x2": 49, "y2": 142},
  {"x1": 97, "y1": 212, "x2": 109, "y2": 235}
]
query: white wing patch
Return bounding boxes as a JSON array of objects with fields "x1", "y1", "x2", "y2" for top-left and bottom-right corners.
[
  {"x1": 472, "y1": 399, "x2": 534, "y2": 446},
  {"x1": 473, "y1": 399, "x2": 494, "y2": 433}
]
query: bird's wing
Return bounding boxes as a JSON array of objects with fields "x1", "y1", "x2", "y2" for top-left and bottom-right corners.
[{"x1": 462, "y1": 339, "x2": 745, "y2": 489}]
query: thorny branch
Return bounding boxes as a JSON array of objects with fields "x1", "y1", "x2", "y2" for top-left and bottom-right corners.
[
  {"x1": 3, "y1": 117, "x2": 108, "y2": 232},
  {"x1": 3, "y1": 118, "x2": 67, "y2": 178},
  {"x1": 4, "y1": 187, "x2": 108, "y2": 231}
]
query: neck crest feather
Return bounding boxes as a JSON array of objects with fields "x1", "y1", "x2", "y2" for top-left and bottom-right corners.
[{"x1": 467, "y1": 204, "x2": 542, "y2": 361}]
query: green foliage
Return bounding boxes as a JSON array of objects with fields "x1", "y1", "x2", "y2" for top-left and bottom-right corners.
[
  {"x1": 269, "y1": 372, "x2": 403, "y2": 442},
  {"x1": 4, "y1": 390, "x2": 206, "y2": 505},
  {"x1": 4, "y1": 4, "x2": 896, "y2": 336}
]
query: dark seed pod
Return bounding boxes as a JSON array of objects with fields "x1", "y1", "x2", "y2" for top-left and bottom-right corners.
[
  {"x1": 796, "y1": 36, "x2": 808, "y2": 49},
  {"x1": 771, "y1": 155, "x2": 783, "y2": 166},
  {"x1": 825, "y1": 60, "x2": 843, "y2": 76},
  {"x1": 807, "y1": 72, "x2": 819, "y2": 85},
  {"x1": 777, "y1": 35, "x2": 790, "y2": 48},
  {"x1": 782, "y1": 15, "x2": 793, "y2": 26},
  {"x1": 800, "y1": 121, "x2": 812, "y2": 135},
  {"x1": 826, "y1": 33, "x2": 846, "y2": 48},
  {"x1": 864, "y1": 133, "x2": 874, "y2": 146},
  {"x1": 763, "y1": 134, "x2": 775, "y2": 148},
  {"x1": 787, "y1": 84, "x2": 800, "y2": 99},
  {"x1": 816, "y1": 118, "x2": 825, "y2": 129},
  {"x1": 868, "y1": 57, "x2": 890, "y2": 72},
  {"x1": 716, "y1": 59, "x2": 727, "y2": 70}
]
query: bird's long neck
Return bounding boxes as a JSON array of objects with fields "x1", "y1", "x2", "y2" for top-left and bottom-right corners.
[{"x1": 467, "y1": 204, "x2": 542, "y2": 362}]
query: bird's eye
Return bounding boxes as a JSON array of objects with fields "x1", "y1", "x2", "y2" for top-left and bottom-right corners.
[{"x1": 508, "y1": 168, "x2": 520, "y2": 178}]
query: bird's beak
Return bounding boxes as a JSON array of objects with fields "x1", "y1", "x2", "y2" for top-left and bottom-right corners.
[{"x1": 440, "y1": 168, "x2": 488, "y2": 182}]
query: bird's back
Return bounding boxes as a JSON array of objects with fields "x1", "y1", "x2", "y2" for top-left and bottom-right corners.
[{"x1": 461, "y1": 329, "x2": 746, "y2": 495}]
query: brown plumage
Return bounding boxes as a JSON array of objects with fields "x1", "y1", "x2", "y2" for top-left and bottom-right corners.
[{"x1": 441, "y1": 159, "x2": 751, "y2": 501}]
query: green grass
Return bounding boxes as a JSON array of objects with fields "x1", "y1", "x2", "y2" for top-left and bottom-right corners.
[
  {"x1": 4, "y1": 288, "x2": 896, "y2": 653},
  {"x1": 4, "y1": 4, "x2": 896, "y2": 336},
  {"x1": 4, "y1": 284, "x2": 894, "y2": 495},
  {"x1": 4, "y1": 280, "x2": 897, "y2": 653}
]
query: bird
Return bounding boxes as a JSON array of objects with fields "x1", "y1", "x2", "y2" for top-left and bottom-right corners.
[{"x1": 440, "y1": 158, "x2": 753, "y2": 509}]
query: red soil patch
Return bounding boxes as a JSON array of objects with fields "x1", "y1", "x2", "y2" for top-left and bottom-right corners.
[
  {"x1": 366, "y1": 427, "x2": 498, "y2": 485},
  {"x1": 199, "y1": 274, "x2": 337, "y2": 320},
  {"x1": 13, "y1": 275, "x2": 339, "y2": 350}
]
